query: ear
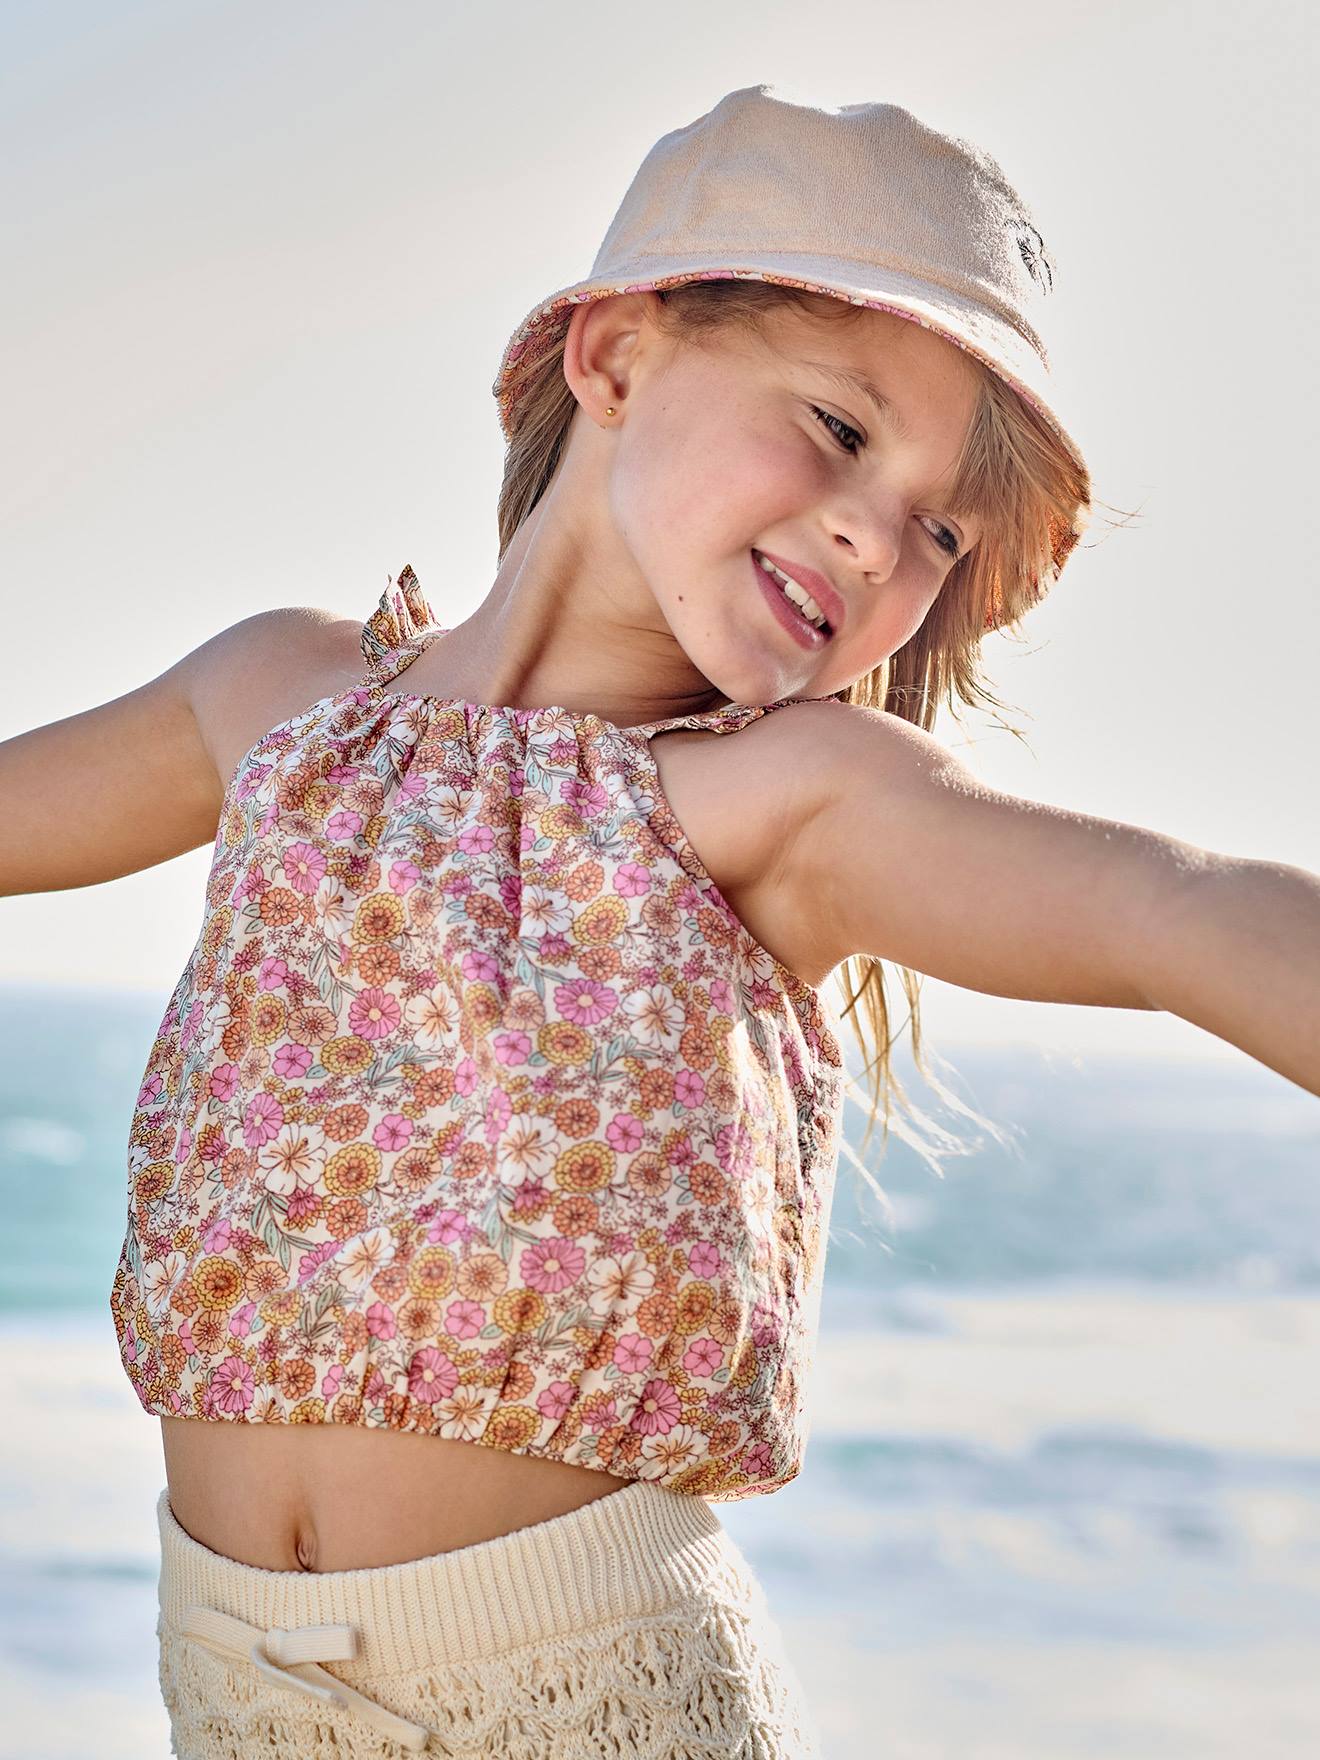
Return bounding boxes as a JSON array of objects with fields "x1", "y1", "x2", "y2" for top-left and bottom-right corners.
[{"x1": 562, "y1": 292, "x2": 662, "y2": 417}]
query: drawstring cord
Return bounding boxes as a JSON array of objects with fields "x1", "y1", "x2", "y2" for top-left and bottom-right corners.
[{"x1": 180, "y1": 1604, "x2": 431, "y2": 1751}]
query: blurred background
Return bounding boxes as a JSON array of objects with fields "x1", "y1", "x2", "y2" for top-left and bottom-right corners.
[{"x1": 1, "y1": 1, "x2": 1316, "y2": 1755}]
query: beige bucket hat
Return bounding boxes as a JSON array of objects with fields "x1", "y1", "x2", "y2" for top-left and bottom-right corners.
[{"x1": 491, "y1": 84, "x2": 1089, "y2": 627}]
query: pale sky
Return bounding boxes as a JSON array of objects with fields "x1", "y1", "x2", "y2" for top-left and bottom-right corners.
[{"x1": 1, "y1": 0, "x2": 1314, "y2": 1075}]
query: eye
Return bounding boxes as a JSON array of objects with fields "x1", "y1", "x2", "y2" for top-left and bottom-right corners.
[
  {"x1": 924, "y1": 519, "x2": 962, "y2": 561},
  {"x1": 810, "y1": 405, "x2": 862, "y2": 454},
  {"x1": 811, "y1": 405, "x2": 963, "y2": 562}
]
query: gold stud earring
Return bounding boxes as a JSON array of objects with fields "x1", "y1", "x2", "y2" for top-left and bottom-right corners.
[{"x1": 605, "y1": 406, "x2": 616, "y2": 416}]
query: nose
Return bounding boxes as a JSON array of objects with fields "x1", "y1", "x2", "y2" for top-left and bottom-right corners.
[{"x1": 832, "y1": 512, "x2": 902, "y2": 584}]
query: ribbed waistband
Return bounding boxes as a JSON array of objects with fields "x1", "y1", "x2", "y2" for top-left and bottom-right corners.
[{"x1": 157, "y1": 1479, "x2": 729, "y2": 1676}]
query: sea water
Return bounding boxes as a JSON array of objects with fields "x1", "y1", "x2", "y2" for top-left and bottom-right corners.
[{"x1": 1, "y1": 980, "x2": 1317, "y2": 1759}]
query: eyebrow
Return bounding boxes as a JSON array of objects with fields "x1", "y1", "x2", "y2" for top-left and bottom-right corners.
[{"x1": 799, "y1": 360, "x2": 911, "y2": 439}]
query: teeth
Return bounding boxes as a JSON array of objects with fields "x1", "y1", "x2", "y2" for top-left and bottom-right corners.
[{"x1": 755, "y1": 553, "x2": 829, "y2": 631}]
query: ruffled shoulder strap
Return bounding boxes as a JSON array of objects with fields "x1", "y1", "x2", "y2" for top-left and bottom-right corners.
[
  {"x1": 628, "y1": 697, "x2": 812, "y2": 739},
  {"x1": 360, "y1": 564, "x2": 443, "y2": 683}
]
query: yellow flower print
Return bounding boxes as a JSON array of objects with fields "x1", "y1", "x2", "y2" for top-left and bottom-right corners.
[
  {"x1": 351, "y1": 892, "x2": 406, "y2": 943},
  {"x1": 552, "y1": 1140, "x2": 613, "y2": 1193},
  {"x1": 324, "y1": 1142, "x2": 382, "y2": 1198},
  {"x1": 572, "y1": 895, "x2": 628, "y2": 946},
  {"x1": 493, "y1": 1288, "x2": 546, "y2": 1334},
  {"x1": 320, "y1": 1035, "x2": 374, "y2": 1076}
]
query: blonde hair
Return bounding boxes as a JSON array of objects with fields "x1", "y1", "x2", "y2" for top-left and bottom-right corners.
[{"x1": 495, "y1": 279, "x2": 1097, "y2": 1203}]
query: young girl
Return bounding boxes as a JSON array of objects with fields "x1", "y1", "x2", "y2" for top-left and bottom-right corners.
[{"x1": 4, "y1": 84, "x2": 1316, "y2": 1758}]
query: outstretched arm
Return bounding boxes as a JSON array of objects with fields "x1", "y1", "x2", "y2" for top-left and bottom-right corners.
[{"x1": 790, "y1": 700, "x2": 1319, "y2": 1097}]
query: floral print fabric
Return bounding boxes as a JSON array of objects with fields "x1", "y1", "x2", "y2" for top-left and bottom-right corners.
[{"x1": 111, "y1": 566, "x2": 845, "y2": 1500}]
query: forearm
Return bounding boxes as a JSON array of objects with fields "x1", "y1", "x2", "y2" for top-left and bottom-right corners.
[{"x1": 1140, "y1": 856, "x2": 1320, "y2": 1096}]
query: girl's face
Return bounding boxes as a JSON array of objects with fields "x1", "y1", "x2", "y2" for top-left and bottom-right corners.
[{"x1": 576, "y1": 292, "x2": 983, "y2": 705}]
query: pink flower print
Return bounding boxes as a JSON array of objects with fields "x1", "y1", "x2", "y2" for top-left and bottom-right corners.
[
  {"x1": 482, "y1": 1088, "x2": 513, "y2": 1145},
  {"x1": 298, "y1": 1241, "x2": 339, "y2": 1283},
  {"x1": 427, "y1": 1209, "x2": 468, "y2": 1247},
  {"x1": 749, "y1": 974, "x2": 777, "y2": 1011},
  {"x1": 273, "y1": 1041, "x2": 313, "y2": 1080},
  {"x1": 366, "y1": 1302, "x2": 396, "y2": 1341},
  {"x1": 349, "y1": 987, "x2": 401, "y2": 1040},
  {"x1": 562, "y1": 777, "x2": 609, "y2": 819},
  {"x1": 173, "y1": 1125, "x2": 193, "y2": 1165},
  {"x1": 210, "y1": 1356, "x2": 254, "y2": 1416},
  {"x1": 605, "y1": 1112, "x2": 644, "y2": 1154},
  {"x1": 613, "y1": 861, "x2": 652, "y2": 898},
  {"x1": 682, "y1": 1335, "x2": 723, "y2": 1378},
  {"x1": 742, "y1": 1441, "x2": 773, "y2": 1480},
  {"x1": 229, "y1": 1302, "x2": 257, "y2": 1339},
  {"x1": 580, "y1": 1396, "x2": 619, "y2": 1433},
  {"x1": 673, "y1": 1068, "x2": 706, "y2": 1110},
  {"x1": 398, "y1": 772, "x2": 429, "y2": 802},
  {"x1": 454, "y1": 1056, "x2": 480, "y2": 1097},
  {"x1": 233, "y1": 764, "x2": 269, "y2": 804},
  {"x1": 461, "y1": 947, "x2": 500, "y2": 983},
  {"x1": 180, "y1": 998, "x2": 204, "y2": 1052},
  {"x1": 518, "y1": 820, "x2": 536, "y2": 852},
  {"x1": 458, "y1": 824, "x2": 496, "y2": 856},
  {"x1": 629, "y1": 1377, "x2": 682, "y2": 1437},
  {"x1": 136, "y1": 1072, "x2": 163, "y2": 1108},
  {"x1": 688, "y1": 1240, "x2": 722, "y2": 1279},
  {"x1": 521, "y1": 1237, "x2": 586, "y2": 1295},
  {"x1": 444, "y1": 1298, "x2": 485, "y2": 1339},
  {"x1": 554, "y1": 978, "x2": 618, "y2": 1027},
  {"x1": 326, "y1": 809, "x2": 363, "y2": 841},
  {"x1": 373, "y1": 1113, "x2": 413, "y2": 1152},
  {"x1": 498, "y1": 873, "x2": 521, "y2": 916},
  {"x1": 257, "y1": 956, "x2": 289, "y2": 991},
  {"x1": 122, "y1": 1323, "x2": 140, "y2": 1366},
  {"x1": 202, "y1": 1217, "x2": 232, "y2": 1254},
  {"x1": 613, "y1": 1333, "x2": 653, "y2": 1374},
  {"x1": 493, "y1": 1029, "x2": 532, "y2": 1066},
  {"x1": 408, "y1": 1347, "x2": 460, "y2": 1405},
  {"x1": 283, "y1": 843, "x2": 327, "y2": 894},
  {"x1": 178, "y1": 1318, "x2": 195, "y2": 1355},
  {"x1": 286, "y1": 1182, "x2": 321, "y2": 1227},
  {"x1": 510, "y1": 1175, "x2": 549, "y2": 1217},
  {"x1": 321, "y1": 1364, "x2": 344, "y2": 1400},
  {"x1": 541, "y1": 931, "x2": 571, "y2": 963},
  {"x1": 209, "y1": 1064, "x2": 240, "y2": 1103},
  {"x1": 537, "y1": 1380, "x2": 577, "y2": 1421},
  {"x1": 242, "y1": 1092, "x2": 285, "y2": 1148},
  {"x1": 364, "y1": 1367, "x2": 388, "y2": 1401},
  {"x1": 233, "y1": 860, "x2": 268, "y2": 905},
  {"x1": 670, "y1": 1135, "x2": 698, "y2": 1170},
  {"x1": 327, "y1": 763, "x2": 358, "y2": 785},
  {"x1": 388, "y1": 858, "x2": 421, "y2": 895}
]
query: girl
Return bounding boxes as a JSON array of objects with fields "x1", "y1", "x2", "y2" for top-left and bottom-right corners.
[{"x1": 4, "y1": 83, "x2": 1317, "y2": 1758}]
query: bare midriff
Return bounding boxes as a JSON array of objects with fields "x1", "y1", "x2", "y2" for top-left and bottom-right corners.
[{"x1": 160, "y1": 1416, "x2": 635, "y2": 1573}]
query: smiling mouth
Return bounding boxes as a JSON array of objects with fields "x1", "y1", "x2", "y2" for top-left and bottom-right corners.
[{"x1": 752, "y1": 550, "x2": 834, "y2": 637}]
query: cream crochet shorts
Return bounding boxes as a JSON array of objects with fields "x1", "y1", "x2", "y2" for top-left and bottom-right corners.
[{"x1": 154, "y1": 1479, "x2": 823, "y2": 1758}]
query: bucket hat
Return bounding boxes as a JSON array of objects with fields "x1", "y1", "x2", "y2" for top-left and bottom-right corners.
[{"x1": 491, "y1": 83, "x2": 1089, "y2": 629}]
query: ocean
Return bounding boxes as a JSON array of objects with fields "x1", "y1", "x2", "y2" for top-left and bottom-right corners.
[{"x1": 1, "y1": 979, "x2": 1317, "y2": 1758}]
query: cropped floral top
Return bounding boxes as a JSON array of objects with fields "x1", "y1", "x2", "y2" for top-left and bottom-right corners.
[{"x1": 111, "y1": 567, "x2": 846, "y2": 1500}]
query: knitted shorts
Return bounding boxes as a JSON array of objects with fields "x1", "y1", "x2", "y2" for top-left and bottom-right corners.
[{"x1": 154, "y1": 1479, "x2": 823, "y2": 1758}]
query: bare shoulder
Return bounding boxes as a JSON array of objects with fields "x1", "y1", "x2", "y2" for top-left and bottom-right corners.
[
  {"x1": 183, "y1": 604, "x2": 367, "y2": 788},
  {"x1": 650, "y1": 696, "x2": 856, "y2": 987},
  {"x1": 789, "y1": 695, "x2": 1172, "y2": 1010}
]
